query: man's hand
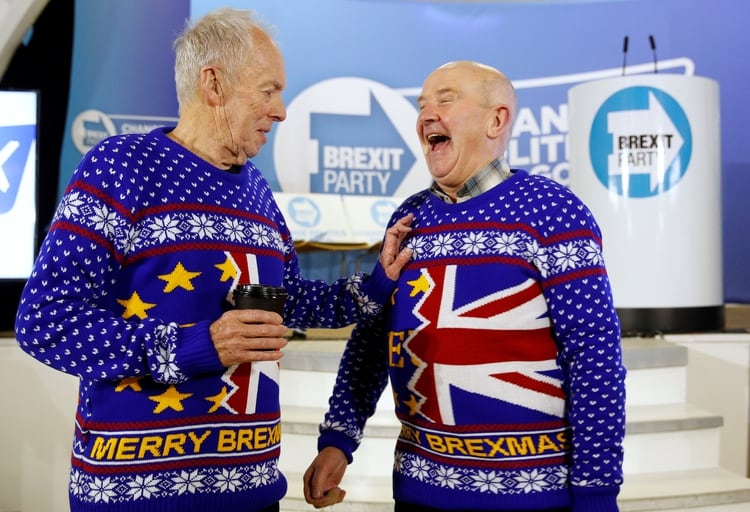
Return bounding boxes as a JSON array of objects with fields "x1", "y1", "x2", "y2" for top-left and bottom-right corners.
[
  {"x1": 303, "y1": 446, "x2": 349, "y2": 508},
  {"x1": 379, "y1": 213, "x2": 414, "y2": 280},
  {"x1": 209, "y1": 309, "x2": 288, "y2": 366}
]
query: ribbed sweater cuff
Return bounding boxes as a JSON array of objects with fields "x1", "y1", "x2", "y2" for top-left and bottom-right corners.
[
  {"x1": 361, "y1": 260, "x2": 394, "y2": 307},
  {"x1": 571, "y1": 484, "x2": 621, "y2": 512},
  {"x1": 177, "y1": 321, "x2": 225, "y2": 377},
  {"x1": 318, "y1": 430, "x2": 358, "y2": 464}
]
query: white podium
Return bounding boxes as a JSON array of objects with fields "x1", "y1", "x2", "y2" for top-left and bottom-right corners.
[{"x1": 568, "y1": 74, "x2": 723, "y2": 334}]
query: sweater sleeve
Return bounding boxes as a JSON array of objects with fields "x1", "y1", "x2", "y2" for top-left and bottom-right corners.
[
  {"x1": 14, "y1": 151, "x2": 227, "y2": 384},
  {"x1": 317, "y1": 313, "x2": 390, "y2": 462},
  {"x1": 280, "y1": 229, "x2": 399, "y2": 331},
  {"x1": 281, "y1": 248, "x2": 395, "y2": 331},
  {"x1": 538, "y1": 190, "x2": 626, "y2": 509}
]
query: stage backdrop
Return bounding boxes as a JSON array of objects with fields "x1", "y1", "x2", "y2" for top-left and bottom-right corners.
[{"x1": 60, "y1": 0, "x2": 750, "y2": 303}]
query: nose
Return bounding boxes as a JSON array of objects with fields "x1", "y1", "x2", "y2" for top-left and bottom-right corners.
[
  {"x1": 417, "y1": 104, "x2": 437, "y2": 134},
  {"x1": 271, "y1": 97, "x2": 287, "y2": 122},
  {"x1": 417, "y1": 101, "x2": 440, "y2": 125}
]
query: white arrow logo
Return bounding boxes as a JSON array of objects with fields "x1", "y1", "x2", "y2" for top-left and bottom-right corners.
[
  {"x1": 606, "y1": 91, "x2": 683, "y2": 191},
  {"x1": 0, "y1": 140, "x2": 20, "y2": 193}
]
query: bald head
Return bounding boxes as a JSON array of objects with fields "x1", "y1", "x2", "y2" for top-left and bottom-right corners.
[{"x1": 431, "y1": 61, "x2": 517, "y2": 123}]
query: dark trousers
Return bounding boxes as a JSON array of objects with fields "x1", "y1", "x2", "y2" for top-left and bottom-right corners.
[
  {"x1": 259, "y1": 504, "x2": 279, "y2": 512},
  {"x1": 395, "y1": 503, "x2": 570, "y2": 512}
]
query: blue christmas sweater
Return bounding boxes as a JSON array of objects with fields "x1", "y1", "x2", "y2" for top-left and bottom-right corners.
[
  {"x1": 14, "y1": 127, "x2": 396, "y2": 512},
  {"x1": 318, "y1": 170, "x2": 626, "y2": 512}
]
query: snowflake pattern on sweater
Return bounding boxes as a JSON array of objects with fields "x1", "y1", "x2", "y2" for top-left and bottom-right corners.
[
  {"x1": 318, "y1": 170, "x2": 626, "y2": 512},
  {"x1": 14, "y1": 128, "x2": 394, "y2": 512}
]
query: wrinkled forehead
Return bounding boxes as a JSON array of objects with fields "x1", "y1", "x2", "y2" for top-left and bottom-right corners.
[
  {"x1": 420, "y1": 65, "x2": 478, "y2": 99},
  {"x1": 243, "y1": 32, "x2": 286, "y2": 87}
]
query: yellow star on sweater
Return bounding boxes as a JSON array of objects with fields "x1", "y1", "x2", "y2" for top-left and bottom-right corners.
[
  {"x1": 403, "y1": 394, "x2": 421, "y2": 416},
  {"x1": 407, "y1": 273, "x2": 431, "y2": 297},
  {"x1": 215, "y1": 255, "x2": 238, "y2": 282},
  {"x1": 149, "y1": 385, "x2": 193, "y2": 414},
  {"x1": 115, "y1": 376, "x2": 143, "y2": 392},
  {"x1": 206, "y1": 386, "x2": 229, "y2": 413},
  {"x1": 117, "y1": 291, "x2": 156, "y2": 320},
  {"x1": 158, "y1": 262, "x2": 202, "y2": 292}
]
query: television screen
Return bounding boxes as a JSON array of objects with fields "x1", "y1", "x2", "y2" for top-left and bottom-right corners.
[{"x1": 0, "y1": 89, "x2": 38, "y2": 281}]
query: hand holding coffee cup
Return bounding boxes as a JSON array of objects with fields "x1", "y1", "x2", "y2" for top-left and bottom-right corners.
[{"x1": 232, "y1": 284, "x2": 288, "y2": 353}]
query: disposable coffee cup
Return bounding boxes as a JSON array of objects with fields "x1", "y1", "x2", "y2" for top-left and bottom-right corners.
[{"x1": 233, "y1": 284, "x2": 287, "y2": 316}]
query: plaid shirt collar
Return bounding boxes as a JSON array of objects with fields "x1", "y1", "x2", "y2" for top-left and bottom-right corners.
[{"x1": 429, "y1": 158, "x2": 512, "y2": 203}]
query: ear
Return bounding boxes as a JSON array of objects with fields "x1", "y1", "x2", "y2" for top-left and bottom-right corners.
[
  {"x1": 487, "y1": 104, "x2": 511, "y2": 140},
  {"x1": 200, "y1": 66, "x2": 224, "y2": 106}
]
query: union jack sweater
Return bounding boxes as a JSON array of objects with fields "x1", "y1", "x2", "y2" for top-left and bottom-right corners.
[
  {"x1": 14, "y1": 128, "x2": 395, "y2": 512},
  {"x1": 318, "y1": 169, "x2": 626, "y2": 512}
]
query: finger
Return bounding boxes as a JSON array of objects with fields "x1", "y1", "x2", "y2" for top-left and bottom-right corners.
[
  {"x1": 396, "y1": 246, "x2": 413, "y2": 265},
  {"x1": 383, "y1": 246, "x2": 413, "y2": 280},
  {"x1": 309, "y1": 487, "x2": 345, "y2": 509},
  {"x1": 233, "y1": 308, "x2": 284, "y2": 325},
  {"x1": 330, "y1": 487, "x2": 346, "y2": 504},
  {"x1": 386, "y1": 214, "x2": 413, "y2": 239},
  {"x1": 396, "y1": 212, "x2": 414, "y2": 225},
  {"x1": 303, "y1": 464, "x2": 329, "y2": 502},
  {"x1": 381, "y1": 214, "x2": 414, "y2": 263},
  {"x1": 302, "y1": 467, "x2": 314, "y2": 502},
  {"x1": 392, "y1": 213, "x2": 414, "y2": 232}
]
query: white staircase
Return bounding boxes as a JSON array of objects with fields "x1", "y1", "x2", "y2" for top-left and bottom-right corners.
[{"x1": 277, "y1": 334, "x2": 750, "y2": 512}]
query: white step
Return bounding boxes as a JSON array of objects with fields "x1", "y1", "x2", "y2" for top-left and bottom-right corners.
[{"x1": 623, "y1": 337, "x2": 688, "y2": 406}]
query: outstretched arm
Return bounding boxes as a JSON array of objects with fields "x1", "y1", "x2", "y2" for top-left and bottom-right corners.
[
  {"x1": 304, "y1": 313, "x2": 390, "y2": 508},
  {"x1": 281, "y1": 213, "x2": 413, "y2": 331}
]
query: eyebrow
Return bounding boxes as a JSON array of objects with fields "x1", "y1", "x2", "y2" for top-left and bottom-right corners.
[
  {"x1": 259, "y1": 79, "x2": 284, "y2": 92},
  {"x1": 418, "y1": 86, "x2": 457, "y2": 104}
]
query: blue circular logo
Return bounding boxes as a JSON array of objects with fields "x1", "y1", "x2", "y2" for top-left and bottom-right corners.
[
  {"x1": 370, "y1": 199, "x2": 399, "y2": 227},
  {"x1": 589, "y1": 86, "x2": 691, "y2": 198},
  {"x1": 288, "y1": 196, "x2": 321, "y2": 227}
]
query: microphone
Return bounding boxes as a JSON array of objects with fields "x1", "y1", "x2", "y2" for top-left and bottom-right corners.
[
  {"x1": 649, "y1": 35, "x2": 658, "y2": 73},
  {"x1": 621, "y1": 36, "x2": 629, "y2": 76}
]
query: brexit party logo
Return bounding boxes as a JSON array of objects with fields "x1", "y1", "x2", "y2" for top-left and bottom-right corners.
[
  {"x1": 71, "y1": 110, "x2": 117, "y2": 154},
  {"x1": 589, "y1": 86, "x2": 692, "y2": 198},
  {"x1": 0, "y1": 124, "x2": 36, "y2": 214},
  {"x1": 70, "y1": 109, "x2": 176, "y2": 155},
  {"x1": 274, "y1": 77, "x2": 430, "y2": 197},
  {"x1": 369, "y1": 198, "x2": 400, "y2": 227},
  {"x1": 286, "y1": 195, "x2": 321, "y2": 227}
]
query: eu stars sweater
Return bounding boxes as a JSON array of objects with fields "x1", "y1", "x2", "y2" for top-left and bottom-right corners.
[{"x1": 15, "y1": 127, "x2": 394, "y2": 512}]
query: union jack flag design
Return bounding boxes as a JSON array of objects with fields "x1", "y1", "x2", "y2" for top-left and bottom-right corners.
[
  {"x1": 230, "y1": 249, "x2": 260, "y2": 285},
  {"x1": 399, "y1": 264, "x2": 565, "y2": 425},
  {"x1": 222, "y1": 361, "x2": 281, "y2": 414},
  {"x1": 220, "y1": 250, "x2": 281, "y2": 414}
]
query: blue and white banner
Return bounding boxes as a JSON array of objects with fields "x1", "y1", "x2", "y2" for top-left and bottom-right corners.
[
  {"x1": 61, "y1": 0, "x2": 750, "y2": 302},
  {"x1": 0, "y1": 89, "x2": 37, "y2": 279}
]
